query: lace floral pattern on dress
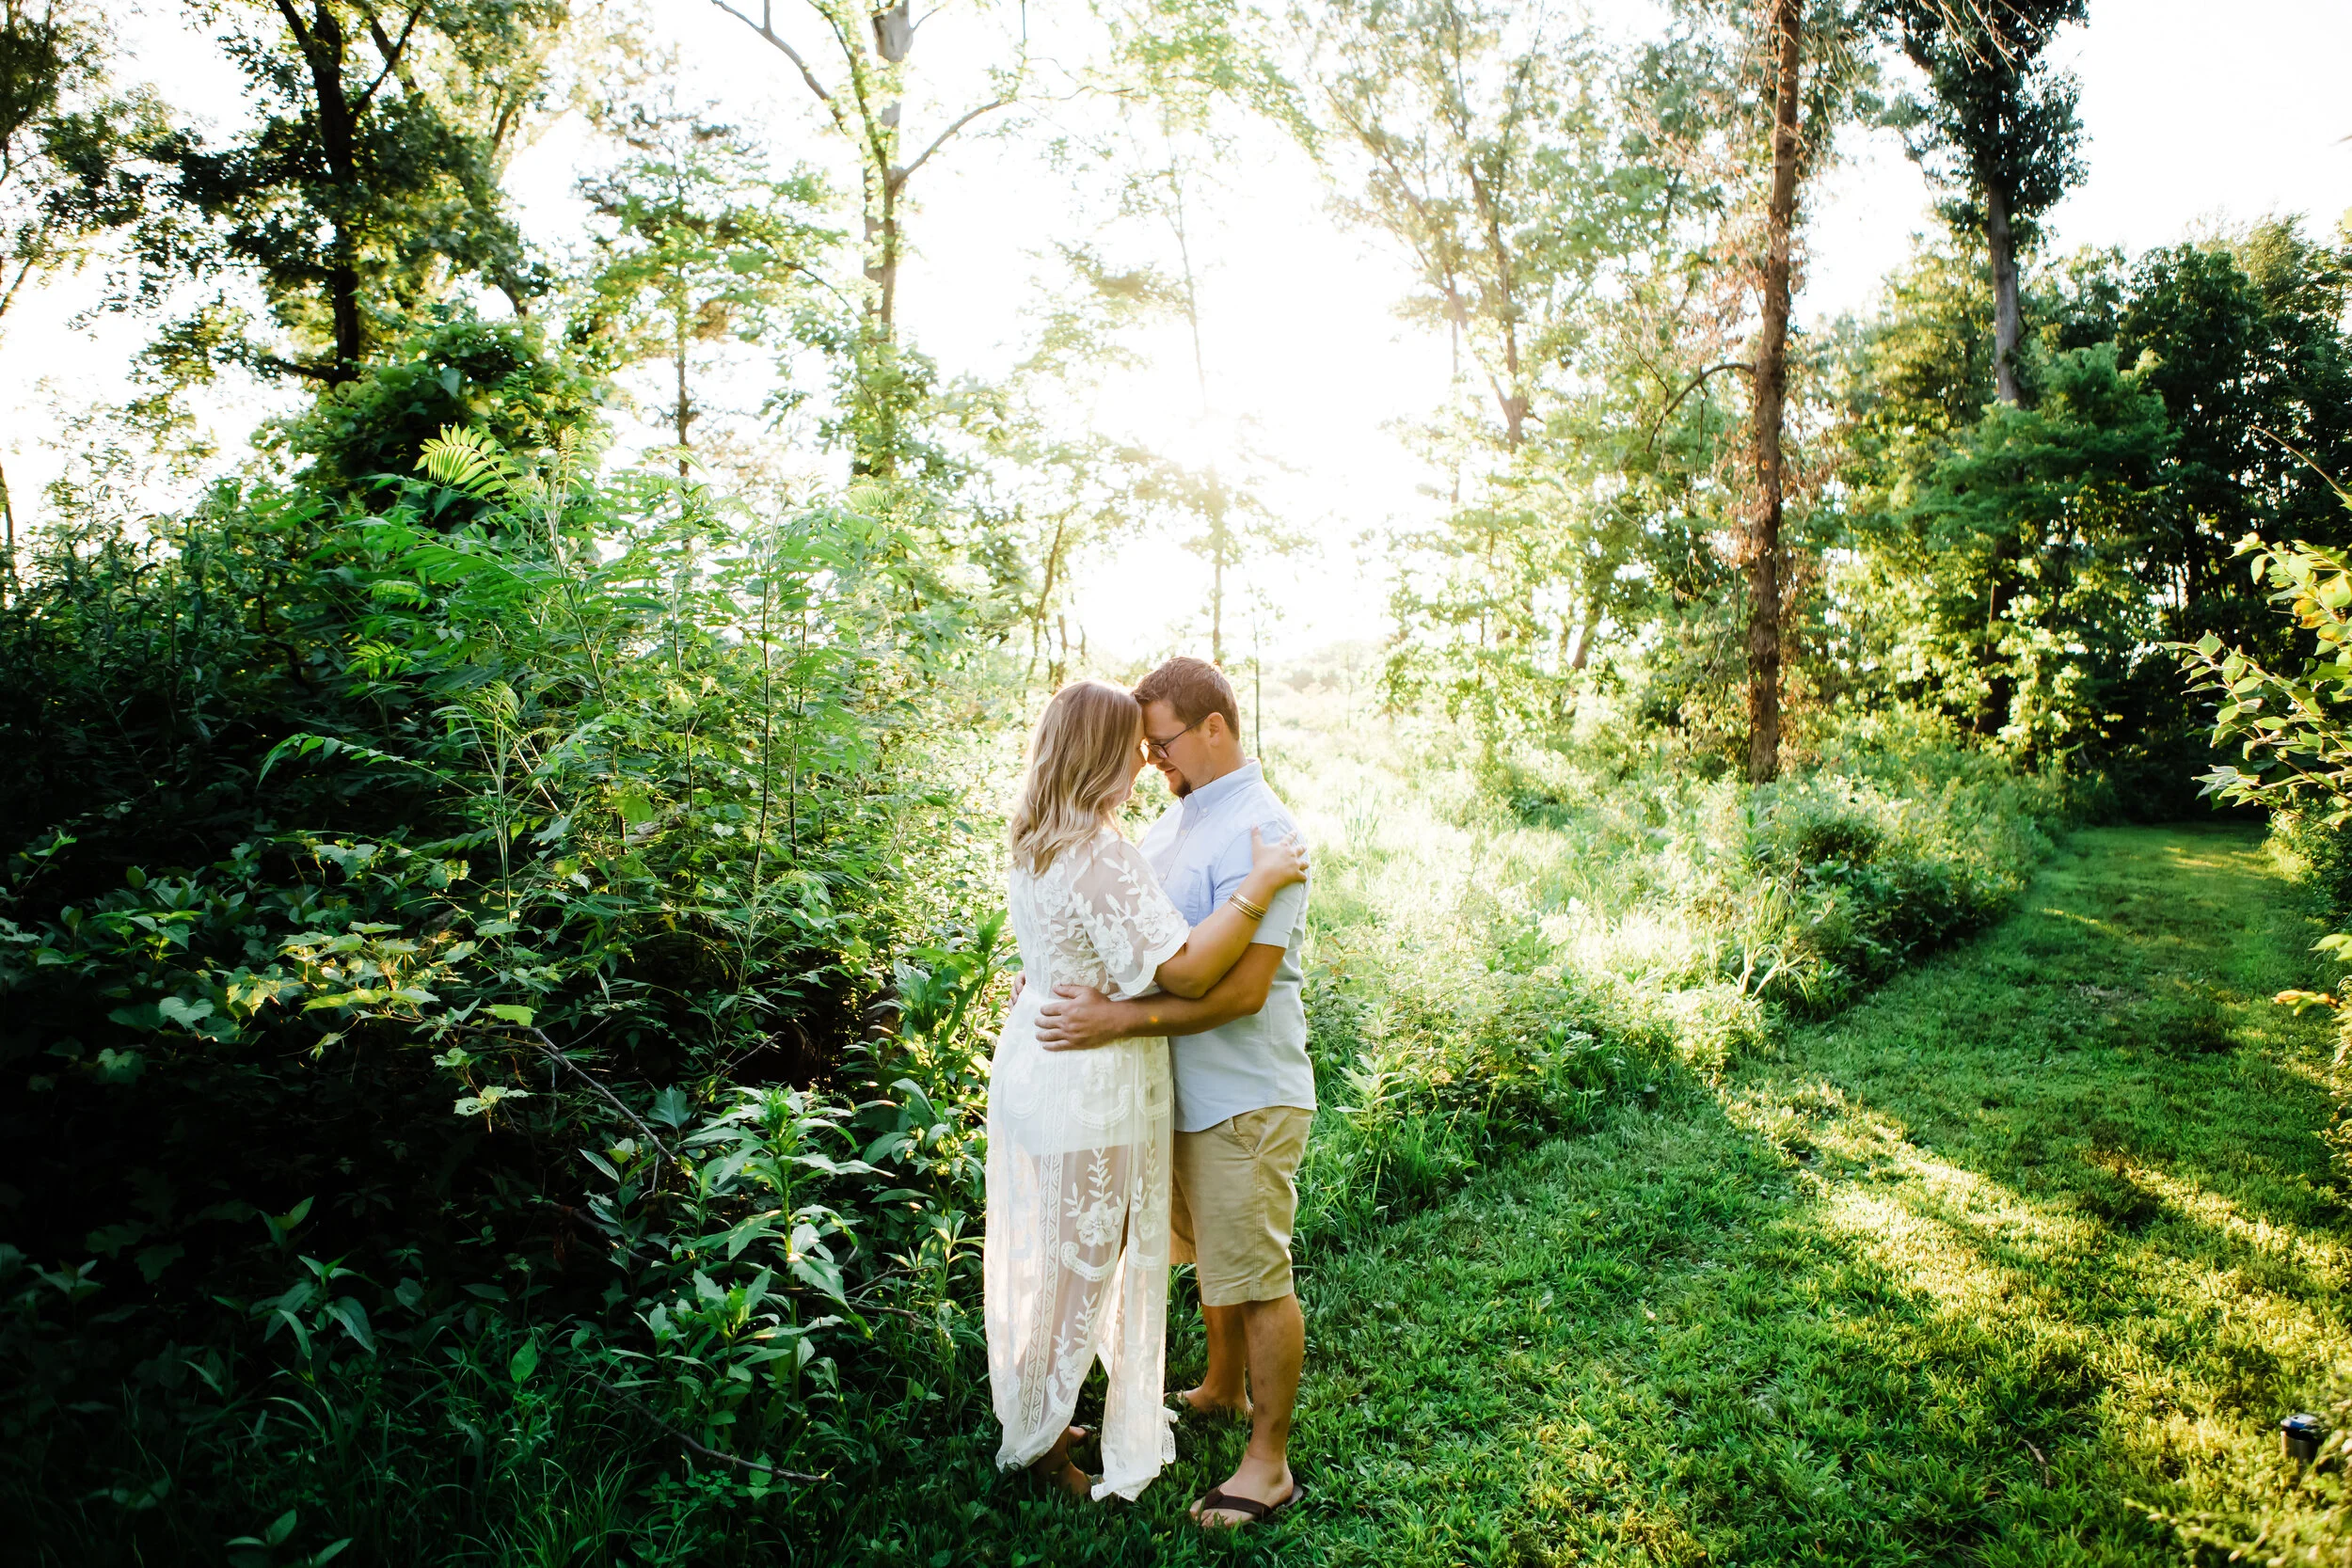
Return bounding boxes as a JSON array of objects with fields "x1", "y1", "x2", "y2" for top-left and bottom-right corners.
[{"x1": 984, "y1": 828, "x2": 1187, "y2": 1501}]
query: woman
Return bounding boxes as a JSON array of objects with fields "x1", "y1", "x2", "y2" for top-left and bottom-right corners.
[{"x1": 986, "y1": 680, "x2": 1308, "y2": 1502}]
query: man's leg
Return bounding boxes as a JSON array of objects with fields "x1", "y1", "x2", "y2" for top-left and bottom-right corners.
[
  {"x1": 1184, "y1": 1301, "x2": 1251, "y2": 1416},
  {"x1": 1184, "y1": 1106, "x2": 1312, "y2": 1524},
  {"x1": 1172, "y1": 1132, "x2": 1251, "y2": 1417},
  {"x1": 1237, "y1": 1293, "x2": 1303, "y2": 1487}
]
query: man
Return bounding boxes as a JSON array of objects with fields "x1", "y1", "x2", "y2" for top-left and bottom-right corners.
[{"x1": 1035, "y1": 656, "x2": 1312, "y2": 1528}]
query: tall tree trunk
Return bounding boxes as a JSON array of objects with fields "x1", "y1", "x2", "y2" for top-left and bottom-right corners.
[
  {"x1": 0, "y1": 455, "x2": 15, "y2": 610},
  {"x1": 674, "y1": 320, "x2": 691, "y2": 479},
  {"x1": 1568, "y1": 594, "x2": 1602, "y2": 671},
  {"x1": 288, "y1": 3, "x2": 365, "y2": 376},
  {"x1": 1029, "y1": 512, "x2": 1069, "y2": 683},
  {"x1": 868, "y1": 177, "x2": 898, "y2": 333},
  {"x1": 1986, "y1": 179, "x2": 2022, "y2": 404},
  {"x1": 1747, "y1": 0, "x2": 1802, "y2": 786}
]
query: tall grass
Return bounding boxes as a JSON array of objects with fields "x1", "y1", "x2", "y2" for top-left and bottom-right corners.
[{"x1": 1269, "y1": 688, "x2": 2079, "y2": 1248}]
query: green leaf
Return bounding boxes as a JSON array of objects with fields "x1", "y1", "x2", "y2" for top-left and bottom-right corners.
[
  {"x1": 157, "y1": 996, "x2": 215, "y2": 1031},
  {"x1": 94, "y1": 1048, "x2": 145, "y2": 1085},
  {"x1": 485, "y1": 1004, "x2": 535, "y2": 1026},
  {"x1": 86, "y1": 1223, "x2": 149, "y2": 1257},
  {"x1": 650, "y1": 1086, "x2": 692, "y2": 1130},
  {"x1": 262, "y1": 1197, "x2": 313, "y2": 1250},
  {"x1": 789, "y1": 1254, "x2": 847, "y2": 1304},
  {"x1": 509, "y1": 1337, "x2": 539, "y2": 1385},
  {"x1": 326, "y1": 1296, "x2": 373, "y2": 1353}
]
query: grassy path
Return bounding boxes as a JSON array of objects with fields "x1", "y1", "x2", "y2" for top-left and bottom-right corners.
[{"x1": 853, "y1": 827, "x2": 2351, "y2": 1564}]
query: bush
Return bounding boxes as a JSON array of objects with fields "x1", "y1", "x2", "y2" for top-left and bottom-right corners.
[{"x1": 0, "y1": 402, "x2": 1010, "y2": 1556}]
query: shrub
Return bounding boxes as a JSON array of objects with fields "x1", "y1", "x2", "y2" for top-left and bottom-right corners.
[{"x1": 0, "y1": 413, "x2": 1008, "y2": 1555}]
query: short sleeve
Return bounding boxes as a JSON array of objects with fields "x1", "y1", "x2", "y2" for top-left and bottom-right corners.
[
  {"x1": 1254, "y1": 878, "x2": 1307, "y2": 949},
  {"x1": 1207, "y1": 815, "x2": 1307, "y2": 949},
  {"x1": 1070, "y1": 837, "x2": 1192, "y2": 1000}
]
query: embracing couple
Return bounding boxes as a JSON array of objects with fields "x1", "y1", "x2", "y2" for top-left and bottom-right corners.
[{"x1": 982, "y1": 657, "x2": 1313, "y2": 1528}]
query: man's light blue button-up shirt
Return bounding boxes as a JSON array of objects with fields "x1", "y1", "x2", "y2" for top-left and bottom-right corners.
[{"x1": 1137, "y1": 761, "x2": 1314, "y2": 1134}]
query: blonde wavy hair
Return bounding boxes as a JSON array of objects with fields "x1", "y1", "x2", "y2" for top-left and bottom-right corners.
[{"x1": 1008, "y1": 680, "x2": 1141, "y2": 874}]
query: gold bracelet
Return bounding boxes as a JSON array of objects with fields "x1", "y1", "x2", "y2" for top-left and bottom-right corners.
[{"x1": 1230, "y1": 892, "x2": 1267, "y2": 921}]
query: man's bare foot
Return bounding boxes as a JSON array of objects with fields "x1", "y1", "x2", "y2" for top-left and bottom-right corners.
[
  {"x1": 1175, "y1": 1385, "x2": 1250, "y2": 1419},
  {"x1": 1190, "y1": 1455, "x2": 1296, "y2": 1528},
  {"x1": 1030, "y1": 1425, "x2": 1092, "y2": 1498}
]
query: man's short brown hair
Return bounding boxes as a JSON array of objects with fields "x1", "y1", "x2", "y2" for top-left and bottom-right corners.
[{"x1": 1133, "y1": 657, "x2": 1241, "y2": 740}]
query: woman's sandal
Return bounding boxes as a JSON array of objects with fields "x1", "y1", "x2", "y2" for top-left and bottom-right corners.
[{"x1": 1191, "y1": 1479, "x2": 1308, "y2": 1528}]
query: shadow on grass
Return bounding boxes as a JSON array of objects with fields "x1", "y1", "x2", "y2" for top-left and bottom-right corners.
[{"x1": 819, "y1": 828, "x2": 2349, "y2": 1567}]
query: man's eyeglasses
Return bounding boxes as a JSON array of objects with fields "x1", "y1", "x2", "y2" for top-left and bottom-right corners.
[{"x1": 1142, "y1": 717, "x2": 1205, "y2": 761}]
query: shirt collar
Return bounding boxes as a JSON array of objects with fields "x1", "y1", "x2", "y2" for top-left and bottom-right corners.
[{"x1": 1179, "y1": 759, "x2": 1260, "y2": 824}]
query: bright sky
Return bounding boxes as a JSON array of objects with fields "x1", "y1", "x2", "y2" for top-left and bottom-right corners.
[{"x1": 4, "y1": 0, "x2": 2348, "y2": 668}]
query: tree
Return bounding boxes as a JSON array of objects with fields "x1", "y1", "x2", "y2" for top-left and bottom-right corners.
[
  {"x1": 571, "y1": 87, "x2": 834, "y2": 478},
  {"x1": 706, "y1": 0, "x2": 1026, "y2": 473},
  {"x1": 1851, "y1": 343, "x2": 2169, "y2": 760},
  {"x1": 1742, "y1": 0, "x2": 1804, "y2": 783},
  {"x1": 0, "y1": 0, "x2": 172, "y2": 594},
  {"x1": 1877, "y1": 0, "x2": 2085, "y2": 406},
  {"x1": 1294, "y1": 0, "x2": 1702, "y2": 731},
  {"x1": 2120, "y1": 221, "x2": 2352, "y2": 662},
  {"x1": 273, "y1": 310, "x2": 603, "y2": 508},
  {"x1": 154, "y1": 0, "x2": 567, "y2": 385}
]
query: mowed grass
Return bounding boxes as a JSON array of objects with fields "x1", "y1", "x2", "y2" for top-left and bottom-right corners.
[{"x1": 834, "y1": 826, "x2": 2351, "y2": 1565}]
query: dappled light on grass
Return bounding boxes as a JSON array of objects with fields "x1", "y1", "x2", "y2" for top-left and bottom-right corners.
[
  {"x1": 1252, "y1": 824, "x2": 2352, "y2": 1564},
  {"x1": 2124, "y1": 1164, "x2": 2352, "y2": 1285}
]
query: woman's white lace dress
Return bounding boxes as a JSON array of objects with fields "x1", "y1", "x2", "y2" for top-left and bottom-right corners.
[{"x1": 986, "y1": 826, "x2": 1189, "y2": 1500}]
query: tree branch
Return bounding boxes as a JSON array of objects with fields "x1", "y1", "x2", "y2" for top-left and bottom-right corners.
[
  {"x1": 461, "y1": 1021, "x2": 686, "y2": 1170},
  {"x1": 707, "y1": 0, "x2": 851, "y2": 135},
  {"x1": 889, "y1": 97, "x2": 1013, "y2": 192},
  {"x1": 256, "y1": 351, "x2": 348, "y2": 383},
  {"x1": 270, "y1": 0, "x2": 316, "y2": 55},
  {"x1": 1645, "y1": 360, "x2": 1755, "y2": 451},
  {"x1": 354, "y1": 0, "x2": 426, "y2": 114}
]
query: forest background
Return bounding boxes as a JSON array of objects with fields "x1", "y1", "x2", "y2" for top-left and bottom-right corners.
[{"x1": 4, "y1": 0, "x2": 2352, "y2": 1562}]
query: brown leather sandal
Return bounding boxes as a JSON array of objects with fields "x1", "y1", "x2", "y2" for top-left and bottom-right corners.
[{"x1": 1191, "y1": 1479, "x2": 1307, "y2": 1527}]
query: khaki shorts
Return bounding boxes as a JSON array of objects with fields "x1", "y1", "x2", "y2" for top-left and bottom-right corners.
[{"x1": 1169, "y1": 1105, "x2": 1313, "y2": 1307}]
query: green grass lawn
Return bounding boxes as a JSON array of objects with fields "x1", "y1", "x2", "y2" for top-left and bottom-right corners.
[{"x1": 839, "y1": 826, "x2": 2351, "y2": 1565}]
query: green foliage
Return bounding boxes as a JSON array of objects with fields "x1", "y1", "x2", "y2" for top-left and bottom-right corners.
[
  {"x1": 1833, "y1": 222, "x2": 2352, "y2": 800},
  {"x1": 1302, "y1": 0, "x2": 1743, "y2": 734},
  {"x1": 1878, "y1": 0, "x2": 2086, "y2": 249},
  {"x1": 1844, "y1": 342, "x2": 2172, "y2": 768},
  {"x1": 567, "y1": 86, "x2": 835, "y2": 467},
  {"x1": 2122, "y1": 222, "x2": 2352, "y2": 660},
  {"x1": 149, "y1": 0, "x2": 566, "y2": 379},
  {"x1": 0, "y1": 2, "x2": 175, "y2": 326},
  {"x1": 2174, "y1": 492, "x2": 2352, "y2": 1193},
  {"x1": 272, "y1": 313, "x2": 605, "y2": 503},
  {"x1": 0, "y1": 379, "x2": 1011, "y2": 1555}
]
